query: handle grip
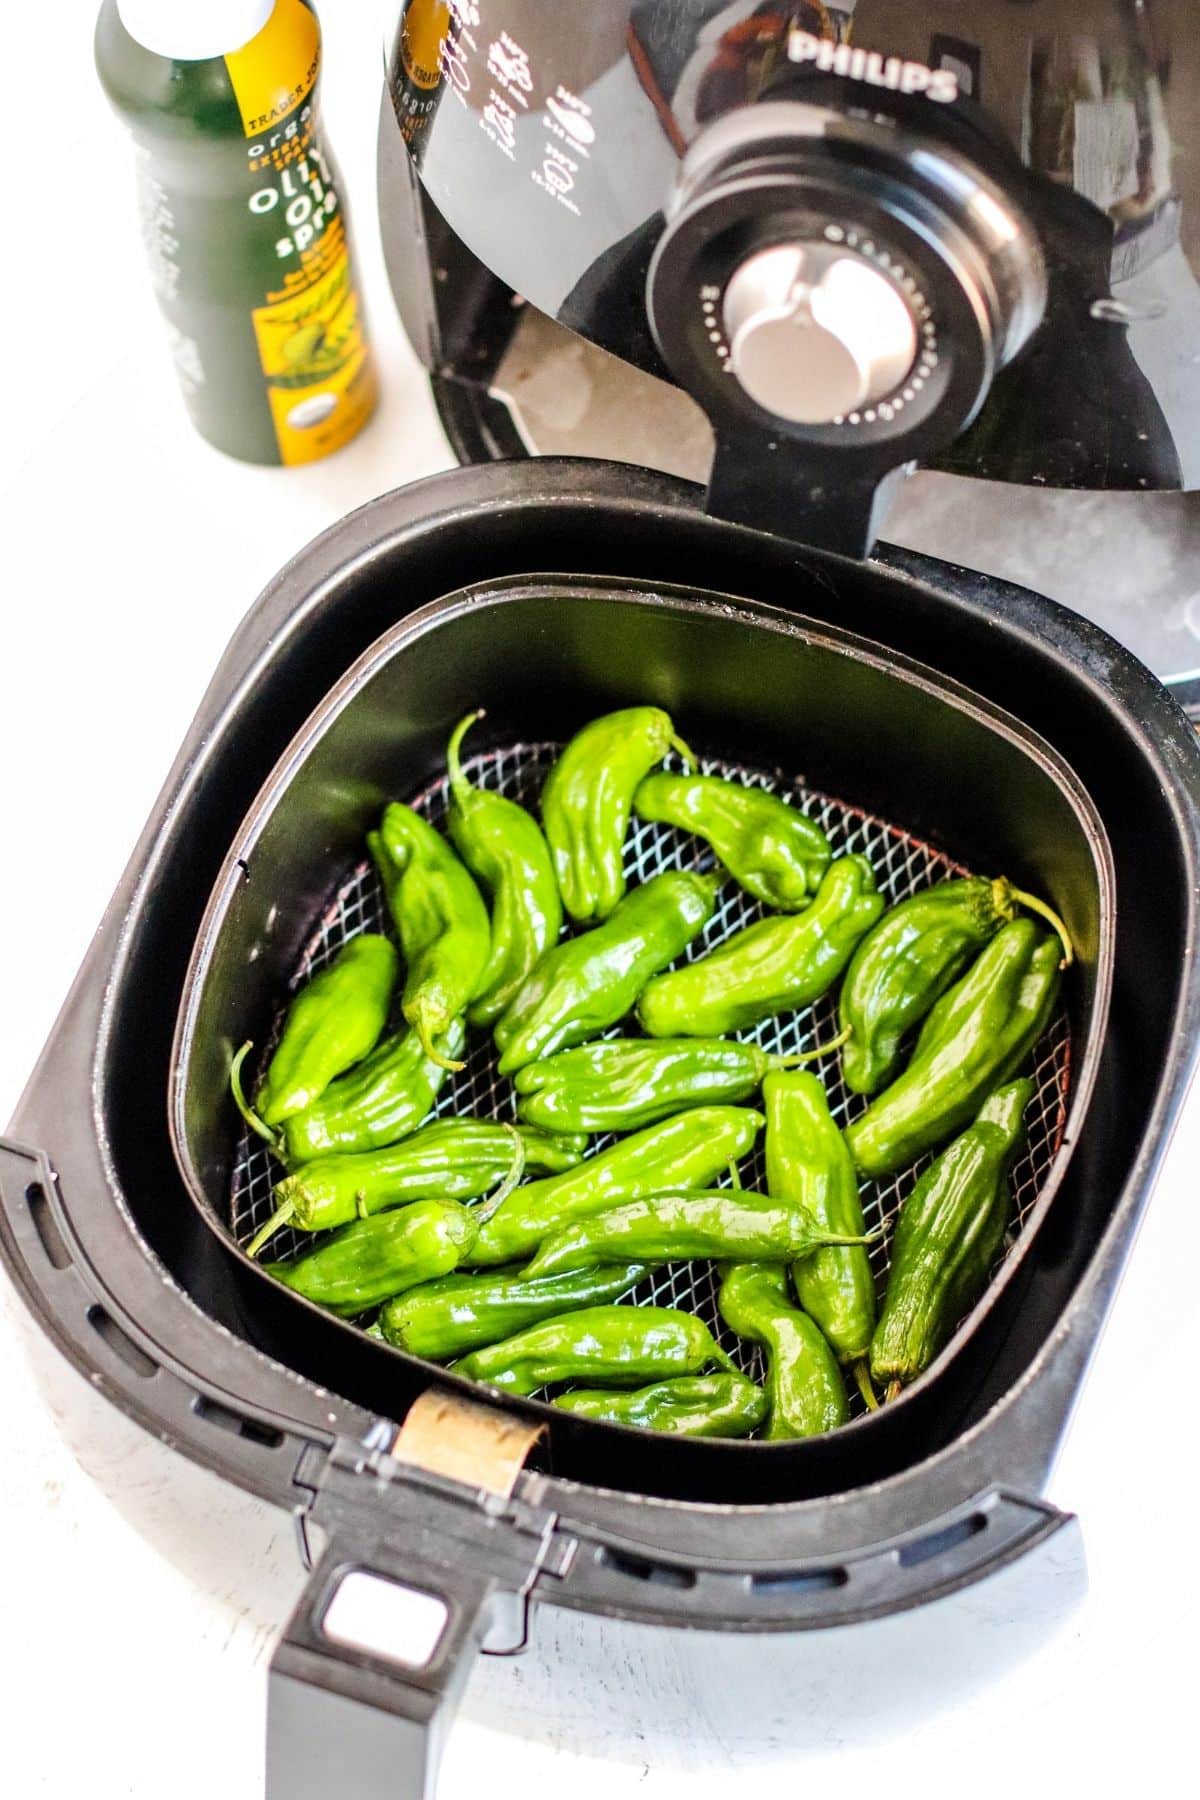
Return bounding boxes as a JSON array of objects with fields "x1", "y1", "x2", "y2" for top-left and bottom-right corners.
[{"x1": 267, "y1": 1542, "x2": 506, "y2": 1800}]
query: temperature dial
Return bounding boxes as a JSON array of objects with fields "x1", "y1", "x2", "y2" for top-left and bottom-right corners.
[{"x1": 722, "y1": 243, "x2": 918, "y2": 424}]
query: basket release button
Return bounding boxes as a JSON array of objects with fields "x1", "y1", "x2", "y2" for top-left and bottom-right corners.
[{"x1": 322, "y1": 1571, "x2": 449, "y2": 1669}]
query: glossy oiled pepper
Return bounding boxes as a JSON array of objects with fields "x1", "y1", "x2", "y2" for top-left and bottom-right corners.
[
  {"x1": 277, "y1": 1016, "x2": 465, "y2": 1167},
  {"x1": 369, "y1": 802, "x2": 491, "y2": 1070},
  {"x1": 378, "y1": 1261, "x2": 650, "y2": 1361},
  {"x1": 453, "y1": 1305, "x2": 735, "y2": 1396},
  {"x1": 474, "y1": 1094, "x2": 766, "y2": 1267},
  {"x1": 845, "y1": 919, "x2": 1060, "y2": 1179},
  {"x1": 513, "y1": 1033, "x2": 843, "y2": 1135},
  {"x1": 871, "y1": 1080, "x2": 1032, "y2": 1394},
  {"x1": 838, "y1": 876, "x2": 1072, "y2": 1096},
  {"x1": 541, "y1": 706, "x2": 694, "y2": 923},
  {"x1": 493, "y1": 870, "x2": 720, "y2": 1076},
  {"x1": 445, "y1": 711, "x2": 563, "y2": 1027},
  {"x1": 525, "y1": 1188, "x2": 872, "y2": 1279},
  {"x1": 638, "y1": 855, "x2": 883, "y2": 1038},
  {"x1": 719, "y1": 1263, "x2": 847, "y2": 1439},
  {"x1": 231, "y1": 936, "x2": 398, "y2": 1144},
  {"x1": 763, "y1": 1070, "x2": 875, "y2": 1403},
  {"x1": 553, "y1": 1371, "x2": 767, "y2": 1438},
  {"x1": 471, "y1": 1104, "x2": 763, "y2": 1266},
  {"x1": 634, "y1": 771, "x2": 831, "y2": 910},
  {"x1": 263, "y1": 1199, "x2": 477, "y2": 1314},
  {"x1": 246, "y1": 1118, "x2": 548, "y2": 1256}
]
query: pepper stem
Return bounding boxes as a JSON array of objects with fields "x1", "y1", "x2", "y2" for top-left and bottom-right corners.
[
  {"x1": 447, "y1": 709, "x2": 485, "y2": 809},
  {"x1": 670, "y1": 731, "x2": 698, "y2": 773},
  {"x1": 477, "y1": 1125, "x2": 527, "y2": 1222},
  {"x1": 772, "y1": 1023, "x2": 852, "y2": 1067},
  {"x1": 413, "y1": 1007, "x2": 466, "y2": 1072},
  {"x1": 229, "y1": 1042, "x2": 281, "y2": 1152},
  {"x1": 245, "y1": 1197, "x2": 297, "y2": 1260},
  {"x1": 885, "y1": 1379, "x2": 903, "y2": 1404},
  {"x1": 1005, "y1": 885, "x2": 1075, "y2": 968},
  {"x1": 852, "y1": 1360, "x2": 879, "y2": 1411}
]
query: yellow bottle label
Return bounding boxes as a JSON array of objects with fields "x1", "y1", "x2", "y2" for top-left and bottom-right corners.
[
  {"x1": 225, "y1": 0, "x2": 376, "y2": 464},
  {"x1": 224, "y1": 0, "x2": 320, "y2": 138},
  {"x1": 252, "y1": 218, "x2": 378, "y2": 465}
]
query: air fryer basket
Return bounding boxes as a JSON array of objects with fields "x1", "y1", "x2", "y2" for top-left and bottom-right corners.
[
  {"x1": 173, "y1": 576, "x2": 1101, "y2": 1447},
  {"x1": 172, "y1": 573, "x2": 1111, "y2": 1491},
  {"x1": 2, "y1": 465, "x2": 1198, "y2": 1800}
]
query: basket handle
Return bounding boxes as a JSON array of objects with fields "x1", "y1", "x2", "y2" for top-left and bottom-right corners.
[
  {"x1": 267, "y1": 1391, "x2": 547, "y2": 1800},
  {"x1": 266, "y1": 1544, "x2": 505, "y2": 1800}
]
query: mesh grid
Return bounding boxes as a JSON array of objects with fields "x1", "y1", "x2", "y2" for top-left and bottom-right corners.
[{"x1": 230, "y1": 741, "x2": 1071, "y2": 1422}]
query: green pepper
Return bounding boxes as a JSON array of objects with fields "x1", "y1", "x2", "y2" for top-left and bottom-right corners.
[
  {"x1": 445, "y1": 711, "x2": 564, "y2": 1027},
  {"x1": 871, "y1": 1080, "x2": 1032, "y2": 1394},
  {"x1": 541, "y1": 706, "x2": 694, "y2": 923},
  {"x1": 525, "y1": 1187, "x2": 872, "y2": 1279},
  {"x1": 553, "y1": 1371, "x2": 767, "y2": 1438},
  {"x1": 263, "y1": 1199, "x2": 477, "y2": 1313},
  {"x1": 379, "y1": 1261, "x2": 650, "y2": 1360},
  {"x1": 638, "y1": 855, "x2": 883, "y2": 1038},
  {"x1": 246, "y1": 1118, "x2": 536, "y2": 1256},
  {"x1": 845, "y1": 919, "x2": 1060, "y2": 1180},
  {"x1": 838, "y1": 877, "x2": 1072, "y2": 1096},
  {"x1": 494, "y1": 871, "x2": 720, "y2": 1076},
  {"x1": 634, "y1": 771, "x2": 831, "y2": 910},
  {"x1": 718, "y1": 1263, "x2": 848, "y2": 1438},
  {"x1": 513, "y1": 1032, "x2": 844, "y2": 1134},
  {"x1": 517, "y1": 1127, "x2": 591, "y2": 1173},
  {"x1": 369, "y1": 803, "x2": 491, "y2": 1070},
  {"x1": 230, "y1": 936, "x2": 398, "y2": 1144},
  {"x1": 471, "y1": 1104, "x2": 763, "y2": 1266},
  {"x1": 763, "y1": 1070, "x2": 876, "y2": 1404},
  {"x1": 277, "y1": 1016, "x2": 465, "y2": 1167},
  {"x1": 453, "y1": 1305, "x2": 735, "y2": 1396}
]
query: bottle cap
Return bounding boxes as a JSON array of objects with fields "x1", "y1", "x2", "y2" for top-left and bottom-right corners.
[{"x1": 116, "y1": 0, "x2": 275, "y2": 60}]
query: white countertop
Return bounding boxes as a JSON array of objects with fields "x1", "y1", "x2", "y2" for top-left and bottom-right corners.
[{"x1": 1, "y1": 7, "x2": 1195, "y2": 1797}]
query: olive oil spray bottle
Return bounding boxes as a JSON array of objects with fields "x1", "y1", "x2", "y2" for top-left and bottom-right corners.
[{"x1": 96, "y1": 0, "x2": 378, "y2": 465}]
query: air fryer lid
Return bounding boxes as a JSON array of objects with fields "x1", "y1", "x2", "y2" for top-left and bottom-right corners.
[{"x1": 170, "y1": 569, "x2": 1112, "y2": 1503}]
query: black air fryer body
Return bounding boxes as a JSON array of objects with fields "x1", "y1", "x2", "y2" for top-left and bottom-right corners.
[
  {"x1": 2, "y1": 464, "x2": 1199, "y2": 1798},
  {"x1": 380, "y1": 1, "x2": 1200, "y2": 553}
]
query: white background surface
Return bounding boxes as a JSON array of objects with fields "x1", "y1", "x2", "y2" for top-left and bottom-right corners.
[{"x1": 1, "y1": 5, "x2": 1196, "y2": 1797}]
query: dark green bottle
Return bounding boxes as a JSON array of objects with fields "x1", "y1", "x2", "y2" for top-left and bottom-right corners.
[{"x1": 96, "y1": 0, "x2": 378, "y2": 465}]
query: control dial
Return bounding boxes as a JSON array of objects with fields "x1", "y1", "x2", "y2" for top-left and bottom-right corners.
[{"x1": 721, "y1": 242, "x2": 918, "y2": 424}]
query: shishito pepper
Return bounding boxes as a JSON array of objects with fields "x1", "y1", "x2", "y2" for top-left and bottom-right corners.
[
  {"x1": 634, "y1": 771, "x2": 831, "y2": 911},
  {"x1": 541, "y1": 706, "x2": 694, "y2": 923},
  {"x1": 553, "y1": 1371, "x2": 767, "y2": 1438},
  {"x1": 230, "y1": 936, "x2": 398, "y2": 1143},
  {"x1": 845, "y1": 919, "x2": 1060, "y2": 1179},
  {"x1": 369, "y1": 803, "x2": 491, "y2": 1070},
  {"x1": 454, "y1": 1305, "x2": 735, "y2": 1396},
  {"x1": 494, "y1": 870, "x2": 719, "y2": 1076},
  {"x1": 277, "y1": 1016, "x2": 465, "y2": 1167},
  {"x1": 638, "y1": 855, "x2": 883, "y2": 1038},
  {"x1": 246, "y1": 1119, "x2": 556, "y2": 1257},
  {"x1": 513, "y1": 1033, "x2": 844, "y2": 1135},
  {"x1": 263, "y1": 1199, "x2": 477, "y2": 1314},
  {"x1": 524, "y1": 1188, "x2": 872, "y2": 1279},
  {"x1": 471, "y1": 1104, "x2": 763, "y2": 1266},
  {"x1": 379, "y1": 1261, "x2": 650, "y2": 1361},
  {"x1": 719, "y1": 1262, "x2": 848, "y2": 1439},
  {"x1": 445, "y1": 711, "x2": 563, "y2": 1027},
  {"x1": 871, "y1": 1080, "x2": 1032, "y2": 1394},
  {"x1": 839, "y1": 876, "x2": 1072, "y2": 1096},
  {"x1": 763, "y1": 1070, "x2": 876, "y2": 1405}
]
